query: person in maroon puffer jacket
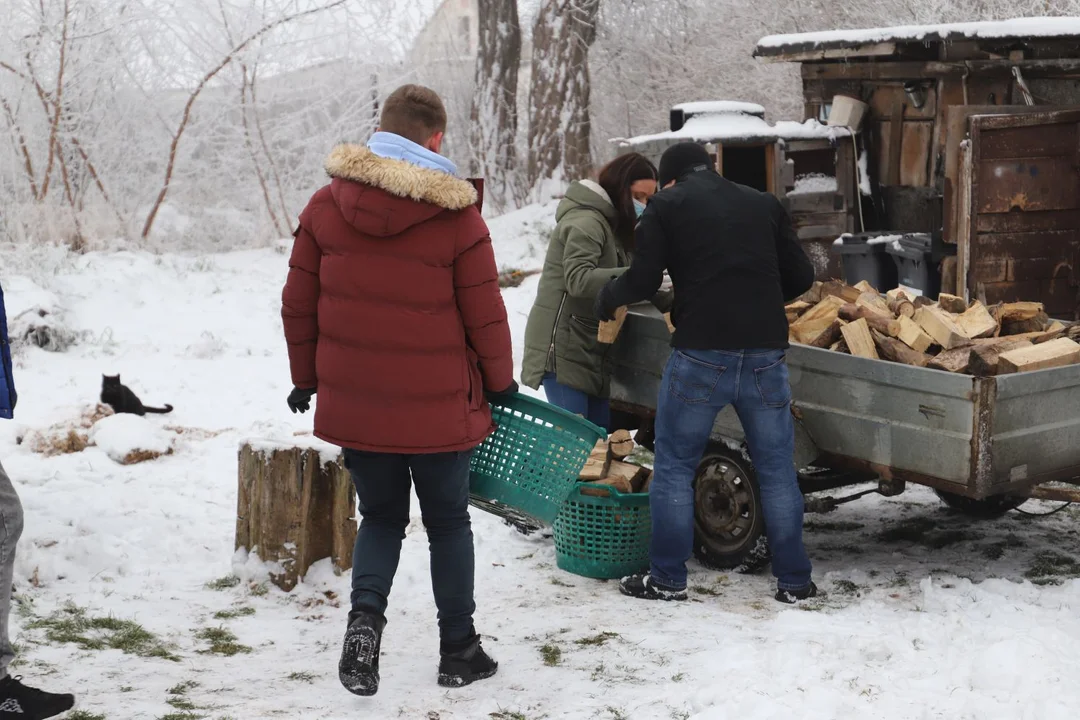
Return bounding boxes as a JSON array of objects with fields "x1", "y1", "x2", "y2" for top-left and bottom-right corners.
[{"x1": 281, "y1": 84, "x2": 515, "y2": 697}]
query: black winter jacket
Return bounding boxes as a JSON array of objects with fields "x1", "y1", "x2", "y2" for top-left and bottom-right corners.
[{"x1": 603, "y1": 168, "x2": 815, "y2": 351}]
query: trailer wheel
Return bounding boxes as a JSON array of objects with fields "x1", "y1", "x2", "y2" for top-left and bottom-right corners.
[
  {"x1": 934, "y1": 490, "x2": 1027, "y2": 518},
  {"x1": 693, "y1": 449, "x2": 765, "y2": 570}
]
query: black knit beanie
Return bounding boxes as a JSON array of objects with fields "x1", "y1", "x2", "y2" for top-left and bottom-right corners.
[{"x1": 658, "y1": 142, "x2": 713, "y2": 187}]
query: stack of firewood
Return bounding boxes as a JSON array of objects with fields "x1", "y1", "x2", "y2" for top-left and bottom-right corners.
[
  {"x1": 788, "y1": 280, "x2": 1080, "y2": 376},
  {"x1": 578, "y1": 430, "x2": 653, "y2": 495}
]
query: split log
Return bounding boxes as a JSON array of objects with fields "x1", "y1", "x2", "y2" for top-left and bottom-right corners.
[
  {"x1": 955, "y1": 301, "x2": 998, "y2": 339},
  {"x1": 829, "y1": 339, "x2": 849, "y2": 354},
  {"x1": 579, "y1": 475, "x2": 633, "y2": 496},
  {"x1": 640, "y1": 471, "x2": 654, "y2": 493},
  {"x1": 840, "y1": 318, "x2": 878, "y2": 359},
  {"x1": 805, "y1": 319, "x2": 843, "y2": 348},
  {"x1": 597, "y1": 306, "x2": 628, "y2": 344},
  {"x1": 579, "y1": 439, "x2": 611, "y2": 481},
  {"x1": 785, "y1": 301, "x2": 812, "y2": 324},
  {"x1": 1001, "y1": 312, "x2": 1050, "y2": 336},
  {"x1": 608, "y1": 429, "x2": 634, "y2": 460},
  {"x1": 928, "y1": 345, "x2": 974, "y2": 373},
  {"x1": 897, "y1": 315, "x2": 933, "y2": 353},
  {"x1": 790, "y1": 296, "x2": 845, "y2": 344},
  {"x1": 969, "y1": 339, "x2": 1033, "y2": 377},
  {"x1": 853, "y1": 280, "x2": 877, "y2": 294},
  {"x1": 999, "y1": 338, "x2": 1080, "y2": 374},
  {"x1": 820, "y1": 280, "x2": 861, "y2": 304},
  {"x1": 839, "y1": 304, "x2": 900, "y2": 336},
  {"x1": 888, "y1": 298, "x2": 915, "y2": 318},
  {"x1": 886, "y1": 288, "x2": 914, "y2": 303},
  {"x1": 937, "y1": 293, "x2": 968, "y2": 314},
  {"x1": 632, "y1": 470, "x2": 652, "y2": 493},
  {"x1": 236, "y1": 442, "x2": 357, "y2": 592},
  {"x1": 796, "y1": 281, "x2": 823, "y2": 304},
  {"x1": 914, "y1": 306, "x2": 969, "y2": 349},
  {"x1": 913, "y1": 295, "x2": 934, "y2": 309},
  {"x1": 1032, "y1": 321, "x2": 1067, "y2": 344},
  {"x1": 872, "y1": 329, "x2": 931, "y2": 367},
  {"x1": 856, "y1": 292, "x2": 894, "y2": 318},
  {"x1": 994, "y1": 301, "x2": 1044, "y2": 323},
  {"x1": 1069, "y1": 325, "x2": 1080, "y2": 342}
]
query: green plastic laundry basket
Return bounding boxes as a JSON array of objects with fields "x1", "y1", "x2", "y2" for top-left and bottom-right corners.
[
  {"x1": 553, "y1": 482, "x2": 651, "y2": 580},
  {"x1": 469, "y1": 393, "x2": 606, "y2": 527}
]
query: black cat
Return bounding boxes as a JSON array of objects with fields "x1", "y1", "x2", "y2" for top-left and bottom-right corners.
[{"x1": 100, "y1": 375, "x2": 173, "y2": 416}]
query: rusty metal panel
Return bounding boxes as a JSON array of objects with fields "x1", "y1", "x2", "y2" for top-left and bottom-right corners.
[
  {"x1": 977, "y1": 210, "x2": 1080, "y2": 234},
  {"x1": 975, "y1": 157, "x2": 1080, "y2": 213},
  {"x1": 976, "y1": 121, "x2": 1078, "y2": 159}
]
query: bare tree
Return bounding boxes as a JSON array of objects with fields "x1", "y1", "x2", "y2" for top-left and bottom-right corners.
[
  {"x1": 528, "y1": 0, "x2": 602, "y2": 189},
  {"x1": 469, "y1": 0, "x2": 522, "y2": 210}
]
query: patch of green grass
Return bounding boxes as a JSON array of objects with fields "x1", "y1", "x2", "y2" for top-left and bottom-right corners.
[
  {"x1": 68, "y1": 712, "x2": 108, "y2": 720},
  {"x1": 166, "y1": 698, "x2": 198, "y2": 711},
  {"x1": 606, "y1": 707, "x2": 628, "y2": 720},
  {"x1": 540, "y1": 643, "x2": 562, "y2": 667},
  {"x1": 1025, "y1": 551, "x2": 1080, "y2": 581},
  {"x1": 248, "y1": 583, "x2": 269, "y2": 597},
  {"x1": 167, "y1": 681, "x2": 198, "y2": 696},
  {"x1": 575, "y1": 631, "x2": 619, "y2": 647},
  {"x1": 804, "y1": 520, "x2": 865, "y2": 533},
  {"x1": 158, "y1": 713, "x2": 204, "y2": 720},
  {"x1": 489, "y1": 711, "x2": 529, "y2": 720},
  {"x1": 691, "y1": 585, "x2": 722, "y2": 597},
  {"x1": 833, "y1": 580, "x2": 860, "y2": 596},
  {"x1": 26, "y1": 605, "x2": 179, "y2": 661},
  {"x1": 212, "y1": 607, "x2": 255, "y2": 621},
  {"x1": 205, "y1": 576, "x2": 240, "y2": 591},
  {"x1": 195, "y1": 627, "x2": 252, "y2": 656},
  {"x1": 287, "y1": 671, "x2": 316, "y2": 683},
  {"x1": 671, "y1": 672, "x2": 686, "y2": 682}
]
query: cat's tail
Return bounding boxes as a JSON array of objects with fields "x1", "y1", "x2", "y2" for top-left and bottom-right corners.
[{"x1": 144, "y1": 404, "x2": 174, "y2": 414}]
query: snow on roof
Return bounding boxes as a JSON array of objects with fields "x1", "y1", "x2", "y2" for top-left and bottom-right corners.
[
  {"x1": 672, "y1": 101, "x2": 765, "y2": 117},
  {"x1": 755, "y1": 16, "x2": 1080, "y2": 57},
  {"x1": 615, "y1": 113, "x2": 849, "y2": 147}
]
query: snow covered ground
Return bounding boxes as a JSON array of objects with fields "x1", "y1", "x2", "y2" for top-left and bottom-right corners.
[{"x1": 3, "y1": 215, "x2": 1080, "y2": 719}]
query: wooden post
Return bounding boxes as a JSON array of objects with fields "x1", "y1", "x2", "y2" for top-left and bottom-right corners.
[
  {"x1": 956, "y1": 139, "x2": 973, "y2": 300},
  {"x1": 237, "y1": 441, "x2": 357, "y2": 592}
]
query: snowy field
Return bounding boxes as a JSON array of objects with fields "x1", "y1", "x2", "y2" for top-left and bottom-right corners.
[{"x1": 3, "y1": 209, "x2": 1080, "y2": 719}]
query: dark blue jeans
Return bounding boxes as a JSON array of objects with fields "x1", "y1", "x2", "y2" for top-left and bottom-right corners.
[
  {"x1": 342, "y1": 449, "x2": 475, "y2": 644},
  {"x1": 542, "y1": 373, "x2": 611, "y2": 431},
  {"x1": 650, "y1": 349, "x2": 812, "y2": 591}
]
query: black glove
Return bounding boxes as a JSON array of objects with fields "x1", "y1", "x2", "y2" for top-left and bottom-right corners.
[
  {"x1": 594, "y1": 283, "x2": 618, "y2": 322},
  {"x1": 287, "y1": 387, "x2": 316, "y2": 414},
  {"x1": 484, "y1": 380, "x2": 519, "y2": 403}
]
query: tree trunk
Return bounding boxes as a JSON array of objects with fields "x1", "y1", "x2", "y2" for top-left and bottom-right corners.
[
  {"x1": 527, "y1": 0, "x2": 602, "y2": 190},
  {"x1": 469, "y1": 0, "x2": 522, "y2": 211},
  {"x1": 236, "y1": 442, "x2": 356, "y2": 591}
]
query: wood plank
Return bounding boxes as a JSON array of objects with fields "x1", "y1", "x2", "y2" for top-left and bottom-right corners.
[
  {"x1": 999, "y1": 337, "x2": 1080, "y2": 374},
  {"x1": 887, "y1": 101, "x2": 904, "y2": 186},
  {"x1": 928, "y1": 345, "x2": 973, "y2": 373},
  {"x1": 872, "y1": 329, "x2": 931, "y2": 367},
  {"x1": 914, "y1": 306, "x2": 969, "y2": 349},
  {"x1": 840, "y1": 318, "x2": 879, "y2": 359},
  {"x1": 956, "y1": 137, "x2": 973, "y2": 299},
  {"x1": 938, "y1": 293, "x2": 968, "y2": 314},
  {"x1": 955, "y1": 301, "x2": 998, "y2": 339},
  {"x1": 969, "y1": 339, "x2": 1033, "y2": 376},
  {"x1": 839, "y1": 303, "x2": 900, "y2": 336},
  {"x1": 897, "y1": 315, "x2": 934, "y2": 353},
  {"x1": 900, "y1": 121, "x2": 933, "y2": 187}
]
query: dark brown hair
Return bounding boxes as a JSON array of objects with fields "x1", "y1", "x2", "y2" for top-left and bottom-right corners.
[
  {"x1": 379, "y1": 84, "x2": 448, "y2": 145},
  {"x1": 597, "y1": 153, "x2": 658, "y2": 253}
]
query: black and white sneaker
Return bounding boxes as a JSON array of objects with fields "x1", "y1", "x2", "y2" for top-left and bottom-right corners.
[
  {"x1": 619, "y1": 573, "x2": 688, "y2": 601},
  {"x1": 438, "y1": 634, "x2": 498, "y2": 688},
  {"x1": 338, "y1": 611, "x2": 385, "y2": 696},
  {"x1": 775, "y1": 582, "x2": 818, "y2": 605},
  {"x1": 0, "y1": 675, "x2": 74, "y2": 719}
]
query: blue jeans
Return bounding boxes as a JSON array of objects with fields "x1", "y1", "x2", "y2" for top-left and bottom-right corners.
[
  {"x1": 542, "y1": 373, "x2": 611, "y2": 430},
  {"x1": 342, "y1": 449, "x2": 476, "y2": 644},
  {"x1": 650, "y1": 349, "x2": 812, "y2": 591}
]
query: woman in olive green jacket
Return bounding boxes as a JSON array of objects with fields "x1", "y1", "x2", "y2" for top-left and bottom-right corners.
[{"x1": 521, "y1": 153, "x2": 660, "y2": 429}]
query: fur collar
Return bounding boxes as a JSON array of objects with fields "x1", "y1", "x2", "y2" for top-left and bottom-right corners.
[{"x1": 325, "y1": 144, "x2": 477, "y2": 211}]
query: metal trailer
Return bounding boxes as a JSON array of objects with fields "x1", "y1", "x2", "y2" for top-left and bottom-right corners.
[{"x1": 609, "y1": 304, "x2": 1080, "y2": 568}]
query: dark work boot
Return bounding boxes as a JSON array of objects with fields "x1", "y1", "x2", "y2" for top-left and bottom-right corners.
[
  {"x1": 338, "y1": 610, "x2": 385, "y2": 696},
  {"x1": 438, "y1": 634, "x2": 498, "y2": 688},
  {"x1": 775, "y1": 582, "x2": 818, "y2": 605},
  {"x1": 0, "y1": 675, "x2": 74, "y2": 718},
  {"x1": 619, "y1": 573, "x2": 688, "y2": 601}
]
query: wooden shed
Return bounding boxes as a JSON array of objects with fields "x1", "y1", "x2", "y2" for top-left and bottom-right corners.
[
  {"x1": 613, "y1": 102, "x2": 857, "y2": 280},
  {"x1": 755, "y1": 17, "x2": 1080, "y2": 318}
]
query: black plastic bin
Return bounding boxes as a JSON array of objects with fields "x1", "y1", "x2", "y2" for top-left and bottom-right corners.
[
  {"x1": 831, "y1": 233, "x2": 900, "y2": 292},
  {"x1": 884, "y1": 233, "x2": 954, "y2": 299}
]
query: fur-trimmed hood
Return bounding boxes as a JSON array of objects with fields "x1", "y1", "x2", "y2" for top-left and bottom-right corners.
[{"x1": 325, "y1": 144, "x2": 477, "y2": 211}]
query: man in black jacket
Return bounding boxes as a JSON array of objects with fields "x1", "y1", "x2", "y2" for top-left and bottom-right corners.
[{"x1": 595, "y1": 142, "x2": 818, "y2": 604}]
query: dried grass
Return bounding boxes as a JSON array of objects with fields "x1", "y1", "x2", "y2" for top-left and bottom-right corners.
[
  {"x1": 23, "y1": 404, "x2": 115, "y2": 456},
  {"x1": 121, "y1": 448, "x2": 174, "y2": 465}
]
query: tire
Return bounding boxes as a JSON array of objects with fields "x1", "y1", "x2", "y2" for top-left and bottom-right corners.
[
  {"x1": 934, "y1": 490, "x2": 1027, "y2": 518},
  {"x1": 692, "y1": 449, "x2": 766, "y2": 570}
]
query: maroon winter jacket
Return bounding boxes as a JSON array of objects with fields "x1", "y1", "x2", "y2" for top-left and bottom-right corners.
[{"x1": 282, "y1": 144, "x2": 514, "y2": 453}]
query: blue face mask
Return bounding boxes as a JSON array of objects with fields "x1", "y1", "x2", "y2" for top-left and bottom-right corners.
[{"x1": 633, "y1": 199, "x2": 647, "y2": 218}]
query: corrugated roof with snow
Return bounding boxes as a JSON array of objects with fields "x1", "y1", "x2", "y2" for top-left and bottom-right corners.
[
  {"x1": 614, "y1": 113, "x2": 849, "y2": 147},
  {"x1": 755, "y1": 16, "x2": 1080, "y2": 59}
]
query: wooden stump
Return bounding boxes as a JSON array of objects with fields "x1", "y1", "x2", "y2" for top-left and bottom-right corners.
[{"x1": 236, "y1": 441, "x2": 357, "y2": 591}]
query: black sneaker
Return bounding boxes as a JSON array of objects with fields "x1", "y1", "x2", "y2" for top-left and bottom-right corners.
[
  {"x1": 619, "y1": 573, "x2": 688, "y2": 601},
  {"x1": 775, "y1": 582, "x2": 818, "y2": 605},
  {"x1": 438, "y1": 634, "x2": 498, "y2": 688},
  {"x1": 0, "y1": 676, "x2": 74, "y2": 719},
  {"x1": 338, "y1": 611, "x2": 385, "y2": 696}
]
